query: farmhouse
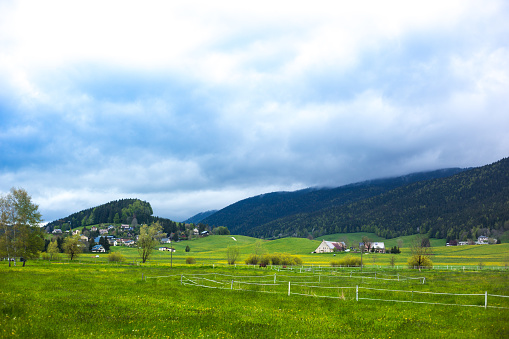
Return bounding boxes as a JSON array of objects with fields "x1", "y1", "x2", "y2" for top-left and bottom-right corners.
[
  {"x1": 372, "y1": 242, "x2": 386, "y2": 253},
  {"x1": 314, "y1": 240, "x2": 346, "y2": 253},
  {"x1": 52, "y1": 229, "x2": 62, "y2": 234},
  {"x1": 158, "y1": 247, "x2": 175, "y2": 252},
  {"x1": 99, "y1": 229, "x2": 108, "y2": 235},
  {"x1": 91, "y1": 226, "x2": 98, "y2": 231},
  {"x1": 91, "y1": 245, "x2": 106, "y2": 253}
]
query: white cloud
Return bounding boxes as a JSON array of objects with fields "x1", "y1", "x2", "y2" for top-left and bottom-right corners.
[{"x1": 1, "y1": 0, "x2": 508, "y2": 222}]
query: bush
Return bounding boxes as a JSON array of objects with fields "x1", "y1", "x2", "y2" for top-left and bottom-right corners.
[
  {"x1": 257, "y1": 253, "x2": 303, "y2": 266},
  {"x1": 330, "y1": 255, "x2": 361, "y2": 267},
  {"x1": 108, "y1": 251, "x2": 125, "y2": 262},
  {"x1": 244, "y1": 254, "x2": 259, "y2": 265},
  {"x1": 185, "y1": 245, "x2": 190, "y2": 252},
  {"x1": 390, "y1": 246, "x2": 401, "y2": 254},
  {"x1": 186, "y1": 257, "x2": 196, "y2": 264},
  {"x1": 407, "y1": 255, "x2": 433, "y2": 269}
]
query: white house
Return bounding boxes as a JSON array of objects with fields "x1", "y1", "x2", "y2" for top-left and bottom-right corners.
[
  {"x1": 52, "y1": 229, "x2": 62, "y2": 234},
  {"x1": 476, "y1": 236, "x2": 489, "y2": 245},
  {"x1": 158, "y1": 247, "x2": 175, "y2": 252},
  {"x1": 371, "y1": 242, "x2": 386, "y2": 253},
  {"x1": 91, "y1": 245, "x2": 106, "y2": 253},
  {"x1": 314, "y1": 240, "x2": 346, "y2": 253}
]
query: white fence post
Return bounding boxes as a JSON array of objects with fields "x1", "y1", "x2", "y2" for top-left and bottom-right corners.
[
  {"x1": 356, "y1": 285, "x2": 358, "y2": 301},
  {"x1": 180, "y1": 274, "x2": 183, "y2": 285},
  {"x1": 274, "y1": 274, "x2": 276, "y2": 284},
  {"x1": 231, "y1": 280, "x2": 233, "y2": 290},
  {"x1": 288, "y1": 281, "x2": 291, "y2": 296},
  {"x1": 485, "y1": 291, "x2": 488, "y2": 309}
]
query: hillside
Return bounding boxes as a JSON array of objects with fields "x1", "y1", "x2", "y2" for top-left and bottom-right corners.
[
  {"x1": 45, "y1": 199, "x2": 179, "y2": 235},
  {"x1": 183, "y1": 210, "x2": 218, "y2": 224},
  {"x1": 246, "y1": 157, "x2": 509, "y2": 241},
  {"x1": 201, "y1": 168, "x2": 466, "y2": 234}
]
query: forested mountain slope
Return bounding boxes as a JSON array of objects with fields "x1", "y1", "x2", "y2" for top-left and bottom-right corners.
[
  {"x1": 246, "y1": 158, "x2": 509, "y2": 241},
  {"x1": 201, "y1": 168, "x2": 466, "y2": 235},
  {"x1": 183, "y1": 210, "x2": 218, "y2": 224},
  {"x1": 45, "y1": 199, "x2": 178, "y2": 233}
]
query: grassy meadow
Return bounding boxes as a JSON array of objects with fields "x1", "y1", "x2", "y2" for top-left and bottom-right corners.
[{"x1": 1, "y1": 233, "x2": 508, "y2": 338}]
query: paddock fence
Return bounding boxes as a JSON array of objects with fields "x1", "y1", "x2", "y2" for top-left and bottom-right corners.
[{"x1": 145, "y1": 272, "x2": 509, "y2": 310}]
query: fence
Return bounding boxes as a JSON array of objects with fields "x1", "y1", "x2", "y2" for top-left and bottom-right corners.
[{"x1": 151, "y1": 272, "x2": 509, "y2": 310}]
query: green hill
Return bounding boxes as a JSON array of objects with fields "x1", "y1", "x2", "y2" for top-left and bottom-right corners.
[
  {"x1": 247, "y1": 157, "x2": 509, "y2": 241},
  {"x1": 201, "y1": 168, "x2": 465, "y2": 234}
]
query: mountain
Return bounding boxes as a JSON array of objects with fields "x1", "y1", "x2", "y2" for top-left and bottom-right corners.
[
  {"x1": 183, "y1": 210, "x2": 218, "y2": 224},
  {"x1": 246, "y1": 157, "x2": 509, "y2": 241},
  {"x1": 45, "y1": 198, "x2": 179, "y2": 235},
  {"x1": 201, "y1": 168, "x2": 467, "y2": 235}
]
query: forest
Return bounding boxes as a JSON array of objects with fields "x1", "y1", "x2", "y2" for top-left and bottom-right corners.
[
  {"x1": 244, "y1": 158, "x2": 509, "y2": 241},
  {"x1": 45, "y1": 198, "x2": 181, "y2": 237}
]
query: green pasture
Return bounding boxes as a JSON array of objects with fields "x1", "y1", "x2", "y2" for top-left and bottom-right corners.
[
  {"x1": 0, "y1": 262, "x2": 508, "y2": 338},
  {"x1": 41, "y1": 232, "x2": 509, "y2": 268}
]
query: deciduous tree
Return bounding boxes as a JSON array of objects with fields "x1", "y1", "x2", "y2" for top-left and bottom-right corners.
[
  {"x1": 0, "y1": 188, "x2": 44, "y2": 267},
  {"x1": 226, "y1": 245, "x2": 240, "y2": 265},
  {"x1": 63, "y1": 234, "x2": 83, "y2": 261},
  {"x1": 138, "y1": 222, "x2": 166, "y2": 263}
]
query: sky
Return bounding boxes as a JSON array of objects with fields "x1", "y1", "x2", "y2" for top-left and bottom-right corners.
[{"x1": 1, "y1": 0, "x2": 508, "y2": 223}]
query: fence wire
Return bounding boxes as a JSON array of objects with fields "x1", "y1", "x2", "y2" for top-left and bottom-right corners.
[{"x1": 151, "y1": 272, "x2": 509, "y2": 310}]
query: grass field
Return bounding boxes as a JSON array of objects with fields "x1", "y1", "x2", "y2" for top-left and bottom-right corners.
[
  {"x1": 2, "y1": 233, "x2": 507, "y2": 338},
  {"x1": 0, "y1": 262, "x2": 508, "y2": 338},
  {"x1": 96, "y1": 233, "x2": 509, "y2": 268}
]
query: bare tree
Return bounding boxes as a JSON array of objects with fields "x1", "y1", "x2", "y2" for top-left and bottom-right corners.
[{"x1": 226, "y1": 245, "x2": 240, "y2": 265}]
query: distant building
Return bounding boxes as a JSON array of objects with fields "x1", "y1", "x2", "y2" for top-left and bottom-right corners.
[
  {"x1": 91, "y1": 245, "x2": 106, "y2": 253},
  {"x1": 372, "y1": 242, "x2": 386, "y2": 253},
  {"x1": 314, "y1": 240, "x2": 346, "y2": 253}
]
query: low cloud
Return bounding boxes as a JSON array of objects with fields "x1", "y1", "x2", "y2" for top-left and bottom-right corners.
[{"x1": 1, "y1": 1, "x2": 508, "y2": 222}]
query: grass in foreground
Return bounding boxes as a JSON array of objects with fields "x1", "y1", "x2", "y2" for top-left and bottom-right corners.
[{"x1": 0, "y1": 262, "x2": 508, "y2": 338}]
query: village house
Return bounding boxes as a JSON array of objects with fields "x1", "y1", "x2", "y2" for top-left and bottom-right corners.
[
  {"x1": 158, "y1": 247, "x2": 175, "y2": 252},
  {"x1": 313, "y1": 240, "x2": 346, "y2": 253},
  {"x1": 121, "y1": 224, "x2": 130, "y2": 230},
  {"x1": 91, "y1": 244, "x2": 106, "y2": 253},
  {"x1": 476, "y1": 236, "x2": 489, "y2": 245},
  {"x1": 52, "y1": 229, "x2": 62, "y2": 234},
  {"x1": 91, "y1": 226, "x2": 98, "y2": 232},
  {"x1": 72, "y1": 229, "x2": 81, "y2": 236},
  {"x1": 80, "y1": 235, "x2": 89, "y2": 242},
  {"x1": 371, "y1": 242, "x2": 386, "y2": 253},
  {"x1": 99, "y1": 229, "x2": 108, "y2": 235}
]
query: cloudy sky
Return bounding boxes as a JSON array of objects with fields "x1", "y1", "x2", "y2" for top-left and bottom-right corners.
[{"x1": 1, "y1": 0, "x2": 508, "y2": 223}]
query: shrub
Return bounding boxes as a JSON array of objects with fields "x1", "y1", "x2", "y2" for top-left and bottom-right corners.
[
  {"x1": 186, "y1": 257, "x2": 196, "y2": 264},
  {"x1": 259, "y1": 254, "x2": 271, "y2": 267},
  {"x1": 407, "y1": 255, "x2": 433, "y2": 269},
  {"x1": 330, "y1": 255, "x2": 361, "y2": 267},
  {"x1": 258, "y1": 253, "x2": 303, "y2": 266},
  {"x1": 244, "y1": 254, "x2": 259, "y2": 265},
  {"x1": 185, "y1": 245, "x2": 190, "y2": 252},
  {"x1": 108, "y1": 251, "x2": 125, "y2": 262}
]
